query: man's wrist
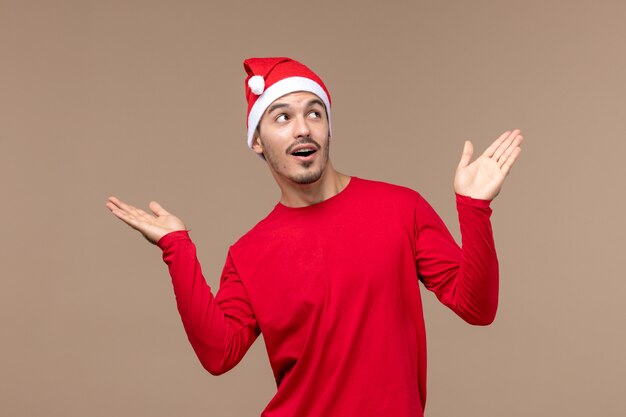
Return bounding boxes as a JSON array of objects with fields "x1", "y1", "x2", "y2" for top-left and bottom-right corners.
[
  {"x1": 455, "y1": 193, "x2": 492, "y2": 208},
  {"x1": 156, "y1": 230, "x2": 191, "y2": 250}
]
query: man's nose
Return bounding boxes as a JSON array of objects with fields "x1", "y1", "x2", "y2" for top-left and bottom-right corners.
[{"x1": 293, "y1": 115, "x2": 311, "y2": 138}]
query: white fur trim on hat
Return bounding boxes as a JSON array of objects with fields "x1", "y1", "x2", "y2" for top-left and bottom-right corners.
[{"x1": 247, "y1": 76, "x2": 331, "y2": 149}]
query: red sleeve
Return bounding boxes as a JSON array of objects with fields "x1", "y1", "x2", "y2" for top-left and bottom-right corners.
[
  {"x1": 414, "y1": 194, "x2": 499, "y2": 325},
  {"x1": 157, "y1": 230, "x2": 260, "y2": 374}
]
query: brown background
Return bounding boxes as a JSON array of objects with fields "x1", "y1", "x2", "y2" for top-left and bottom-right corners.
[{"x1": 2, "y1": 1, "x2": 624, "y2": 416}]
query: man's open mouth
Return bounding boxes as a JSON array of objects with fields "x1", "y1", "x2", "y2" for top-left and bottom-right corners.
[
  {"x1": 291, "y1": 149, "x2": 317, "y2": 157},
  {"x1": 290, "y1": 145, "x2": 318, "y2": 158}
]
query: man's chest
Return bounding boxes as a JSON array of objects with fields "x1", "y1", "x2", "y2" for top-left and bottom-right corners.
[{"x1": 234, "y1": 214, "x2": 416, "y2": 337}]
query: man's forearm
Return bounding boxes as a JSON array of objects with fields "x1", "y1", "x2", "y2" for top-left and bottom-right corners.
[{"x1": 158, "y1": 231, "x2": 259, "y2": 375}]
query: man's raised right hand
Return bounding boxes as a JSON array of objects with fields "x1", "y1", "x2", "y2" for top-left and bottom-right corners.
[{"x1": 106, "y1": 196, "x2": 187, "y2": 244}]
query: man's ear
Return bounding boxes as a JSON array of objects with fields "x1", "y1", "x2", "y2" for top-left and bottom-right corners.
[{"x1": 251, "y1": 133, "x2": 264, "y2": 156}]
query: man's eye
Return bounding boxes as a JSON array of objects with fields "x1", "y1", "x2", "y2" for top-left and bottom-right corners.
[
  {"x1": 276, "y1": 114, "x2": 288, "y2": 122},
  {"x1": 308, "y1": 111, "x2": 321, "y2": 119}
]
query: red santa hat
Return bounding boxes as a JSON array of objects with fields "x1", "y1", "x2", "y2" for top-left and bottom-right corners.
[{"x1": 243, "y1": 57, "x2": 332, "y2": 150}]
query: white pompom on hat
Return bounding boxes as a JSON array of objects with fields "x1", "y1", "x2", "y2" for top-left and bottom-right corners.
[{"x1": 243, "y1": 57, "x2": 332, "y2": 150}]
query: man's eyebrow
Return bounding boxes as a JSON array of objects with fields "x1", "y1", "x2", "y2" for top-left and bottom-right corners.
[
  {"x1": 266, "y1": 102, "x2": 290, "y2": 114},
  {"x1": 266, "y1": 98, "x2": 325, "y2": 115},
  {"x1": 308, "y1": 98, "x2": 325, "y2": 108}
]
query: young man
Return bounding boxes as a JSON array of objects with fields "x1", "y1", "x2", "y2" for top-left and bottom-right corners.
[{"x1": 106, "y1": 57, "x2": 523, "y2": 417}]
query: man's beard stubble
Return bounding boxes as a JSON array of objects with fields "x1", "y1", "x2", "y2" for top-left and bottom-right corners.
[{"x1": 261, "y1": 136, "x2": 330, "y2": 185}]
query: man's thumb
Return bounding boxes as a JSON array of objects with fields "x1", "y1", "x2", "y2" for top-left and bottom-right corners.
[
  {"x1": 149, "y1": 201, "x2": 170, "y2": 216},
  {"x1": 457, "y1": 140, "x2": 473, "y2": 169}
]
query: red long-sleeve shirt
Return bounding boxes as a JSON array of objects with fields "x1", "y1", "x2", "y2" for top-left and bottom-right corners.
[{"x1": 157, "y1": 177, "x2": 498, "y2": 417}]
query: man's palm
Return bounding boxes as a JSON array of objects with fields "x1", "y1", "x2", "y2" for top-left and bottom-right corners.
[
  {"x1": 106, "y1": 197, "x2": 186, "y2": 244},
  {"x1": 454, "y1": 129, "x2": 523, "y2": 200}
]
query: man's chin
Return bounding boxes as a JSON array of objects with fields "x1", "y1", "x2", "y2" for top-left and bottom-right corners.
[
  {"x1": 289, "y1": 168, "x2": 324, "y2": 185},
  {"x1": 291, "y1": 173, "x2": 322, "y2": 185}
]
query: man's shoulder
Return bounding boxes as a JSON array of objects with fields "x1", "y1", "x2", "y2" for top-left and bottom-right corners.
[
  {"x1": 353, "y1": 176, "x2": 423, "y2": 200},
  {"x1": 229, "y1": 206, "x2": 280, "y2": 249}
]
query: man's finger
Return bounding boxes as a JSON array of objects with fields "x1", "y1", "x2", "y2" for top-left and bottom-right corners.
[
  {"x1": 500, "y1": 146, "x2": 522, "y2": 176},
  {"x1": 457, "y1": 140, "x2": 473, "y2": 169},
  {"x1": 482, "y1": 130, "x2": 514, "y2": 158},
  {"x1": 492, "y1": 129, "x2": 520, "y2": 161},
  {"x1": 109, "y1": 207, "x2": 141, "y2": 230},
  {"x1": 135, "y1": 208, "x2": 151, "y2": 218},
  {"x1": 149, "y1": 201, "x2": 170, "y2": 216},
  {"x1": 108, "y1": 196, "x2": 136, "y2": 214},
  {"x1": 497, "y1": 135, "x2": 523, "y2": 168},
  {"x1": 105, "y1": 201, "x2": 118, "y2": 213}
]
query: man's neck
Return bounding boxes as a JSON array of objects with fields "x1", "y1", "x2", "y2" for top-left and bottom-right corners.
[{"x1": 277, "y1": 164, "x2": 351, "y2": 208}]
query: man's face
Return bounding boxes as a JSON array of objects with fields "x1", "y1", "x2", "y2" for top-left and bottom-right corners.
[{"x1": 252, "y1": 91, "x2": 330, "y2": 186}]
